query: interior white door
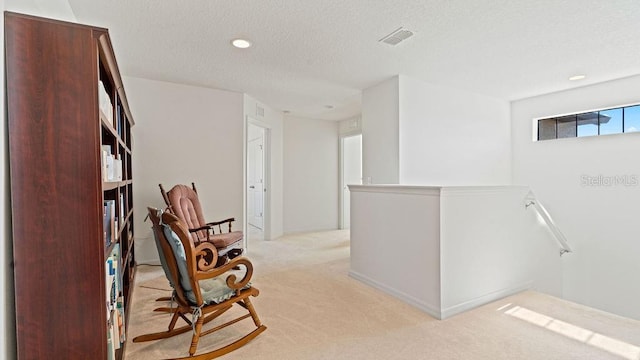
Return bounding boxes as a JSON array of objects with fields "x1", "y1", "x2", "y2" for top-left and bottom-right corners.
[
  {"x1": 342, "y1": 134, "x2": 362, "y2": 229},
  {"x1": 248, "y1": 129, "x2": 265, "y2": 229}
]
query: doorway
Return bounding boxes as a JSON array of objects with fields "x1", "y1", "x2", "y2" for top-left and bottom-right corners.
[
  {"x1": 246, "y1": 121, "x2": 269, "y2": 242},
  {"x1": 340, "y1": 134, "x2": 362, "y2": 229}
]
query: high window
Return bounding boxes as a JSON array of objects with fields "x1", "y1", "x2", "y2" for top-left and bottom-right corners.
[{"x1": 537, "y1": 104, "x2": 640, "y2": 141}]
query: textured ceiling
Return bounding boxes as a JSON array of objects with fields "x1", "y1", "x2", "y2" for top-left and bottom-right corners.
[{"x1": 67, "y1": 0, "x2": 640, "y2": 120}]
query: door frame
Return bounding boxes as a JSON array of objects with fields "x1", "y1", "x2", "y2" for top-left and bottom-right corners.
[
  {"x1": 244, "y1": 116, "x2": 271, "y2": 243},
  {"x1": 339, "y1": 132, "x2": 362, "y2": 229},
  {"x1": 247, "y1": 133, "x2": 265, "y2": 229}
]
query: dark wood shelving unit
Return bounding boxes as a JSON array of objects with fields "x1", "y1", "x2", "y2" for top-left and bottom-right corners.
[{"x1": 5, "y1": 12, "x2": 136, "y2": 360}]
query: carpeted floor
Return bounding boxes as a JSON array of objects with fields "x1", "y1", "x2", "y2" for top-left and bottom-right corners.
[{"x1": 124, "y1": 230, "x2": 640, "y2": 360}]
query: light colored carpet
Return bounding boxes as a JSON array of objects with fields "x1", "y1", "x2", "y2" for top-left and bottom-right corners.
[{"x1": 125, "y1": 230, "x2": 640, "y2": 360}]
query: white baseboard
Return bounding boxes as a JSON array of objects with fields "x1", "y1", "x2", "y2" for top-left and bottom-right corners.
[
  {"x1": 350, "y1": 269, "x2": 533, "y2": 321},
  {"x1": 440, "y1": 281, "x2": 533, "y2": 319},
  {"x1": 349, "y1": 270, "x2": 442, "y2": 319}
]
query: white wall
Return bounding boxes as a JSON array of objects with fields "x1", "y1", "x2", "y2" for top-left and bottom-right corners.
[
  {"x1": 244, "y1": 94, "x2": 284, "y2": 240},
  {"x1": 283, "y1": 116, "x2": 339, "y2": 233},
  {"x1": 124, "y1": 77, "x2": 244, "y2": 264},
  {"x1": 3, "y1": 3, "x2": 76, "y2": 359},
  {"x1": 512, "y1": 75, "x2": 640, "y2": 320},
  {"x1": 349, "y1": 186, "x2": 442, "y2": 317},
  {"x1": 339, "y1": 115, "x2": 361, "y2": 136},
  {"x1": 399, "y1": 75, "x2": 511, "y2": 185},
  {"x1": 362, "y1": 75, "x2": 511, "y2": 186},
  {"x1": 361, "y1": 77, "x2": 399, "y2": 184},
  {"x1": 5, "y1": 0, "x2": 76, "y2": 22},
  {"x1": 440, "y1": 187, "x2": 562, "y2": 318}
]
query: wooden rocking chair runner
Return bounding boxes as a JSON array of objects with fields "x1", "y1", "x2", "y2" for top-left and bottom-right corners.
[
  {"x1": 135, "y1": 207, "x2": 266, "y2": 360},
  {"x1": 159, "y1": 183, "x2": 244, "y2": 263}
]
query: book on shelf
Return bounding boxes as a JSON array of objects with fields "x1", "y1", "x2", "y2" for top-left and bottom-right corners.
[
  {"x1": 106, "y1": 320, "x2": 115, "y2": 360},
  {"x1": 101, "y1": 144, "x2": 123, "y2": 182},
  {"x1": 103, "y1": 200, "x2": 116, "y2": 247},
  {"x1": 105, "y1": 248, "x2": 121, "y2": 322},
  {"x1": 103, "y1": 204, "x2": 108, "y2": 245},
  {"x1": 110, "y1": 201, "x2": 116, "y2": 244},
  {"x1": 98, "y1": 80, "x2": 113, "y2": 124},
  {"x1": 105, "y1": 256, "x2": 116, "y2": 307},
  {"x1": 119, "y1": 194, "x2": 125, "y2": 222},
  {"x1": 117, "y1": 296, "x2": 126, "y2": 344},
  {"x1": 112, "y1": 310, "x2": 121, "y2": 350},
  {"x1": 113, "y1": 155, "x2": 122, "y2": 181},
  {"x1": 106, "y1": 309, "x2": 120, "y2": 358},
  {"x1": 112, "y1": 244, "x2": 123, "y2": 293},
  {"x1": 103, "y1": 203, "x2": 110, "y2": 247},
  {"x1": 101, "y1": 145, "x2": 113, "y2": 182},
  {"x1": 105, "y1": 259, "x2": 114, "y2": 320},
  {"x1": 115, "y1": 103, "x2": 122, "y2": 136},
  {"x1": 106, "y1": 244, "x2": 125, "y2": 352}
]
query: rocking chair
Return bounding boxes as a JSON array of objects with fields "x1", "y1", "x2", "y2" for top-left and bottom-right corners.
[
  {"x1": 160, "y1": 183, "x2": 243, "y2": 266},
  {"x1": 134, "y1": 207, "x2": 266, "y2": 359}
]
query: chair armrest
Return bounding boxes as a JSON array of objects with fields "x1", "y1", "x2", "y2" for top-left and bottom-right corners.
[
  {"x1": 219, "y1": 257, "x2": 253, "y2": 290},
  {"x1": 189, "y1": 223, "x2": 236, "y2": 242},
  {"x1": 205, "y1": 218, "x2": 236, "y2": 233},
  {"x1": 189, "y1": 217, "x2": 235, "y2": 233},
  {"x1": 189, "y1": 225, "x2": 212, "y2": 233},
  {"x1": 193, "y1": 241, "x2": 253, "y2": 291},
  {"x1": 205, "y1": 218, "x2": 235, "y2": 226}
]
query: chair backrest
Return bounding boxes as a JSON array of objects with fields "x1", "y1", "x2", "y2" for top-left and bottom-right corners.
[
  {"x1": 161, "y1": 184, "x2": 208, "y2": 242},
  {"x1": 147, "y1": 207, "x2": 196, "y2": 306}
]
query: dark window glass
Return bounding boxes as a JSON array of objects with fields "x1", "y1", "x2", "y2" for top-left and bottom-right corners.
[
  {"x1": 577, "y1": 112, "x2": 599, "y2": 137},
  {"x1": 557, "y1": 115, "x2": 576, "y2": 138},
  {"x1": 538, "y1": 104, "x2": 639, "y2": 141},
  {"x1": 599, "y1": 108, "x2": 623, "y2": 135},
  {"x1": 624, "y1": 105, "x2": 640, "y2": 133},
  {"x1": 538, "y1": 118, "x2": 556, "y2": 140}
]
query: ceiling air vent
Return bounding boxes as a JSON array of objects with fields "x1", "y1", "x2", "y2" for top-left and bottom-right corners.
[{"x1": 379, "y1": 27, "x2": 414, "y2": 45}]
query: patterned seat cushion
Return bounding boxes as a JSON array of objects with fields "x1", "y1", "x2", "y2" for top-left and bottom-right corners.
[
  {"x1": 208, "y1": 231, "x2": 243, "y2": 248},
  {"x1": 163, "y1": 225, "x2": 249, "y2": 305}
]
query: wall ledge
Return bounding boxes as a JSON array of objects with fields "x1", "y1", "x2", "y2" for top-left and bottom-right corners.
[{"x1": 348, "y1": 184, "x2": 441, "y2": 196}]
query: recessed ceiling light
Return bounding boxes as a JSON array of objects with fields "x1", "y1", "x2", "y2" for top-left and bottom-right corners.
[
  {"x1": 568, "y1": 74, "x2": 586, "y2": 81},
  {"x1": 231, "y1": 38, "x2": 252, "y2": 49}
]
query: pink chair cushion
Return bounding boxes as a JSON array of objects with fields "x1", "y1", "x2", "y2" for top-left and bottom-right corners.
[
  {"x1": 166, "y1": 185, "x2": 243, "y2": 248},
  {"x1": 167, "y1": 185, "x2": 208, "y2": 243},
  {"x1": 208, "y1": 231, "x2": 244, "y2": 248}
]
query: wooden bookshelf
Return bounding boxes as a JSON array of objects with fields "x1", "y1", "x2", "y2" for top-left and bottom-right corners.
[{"x1": 5, "y1": 12, "x2": 135, "y2": 360}]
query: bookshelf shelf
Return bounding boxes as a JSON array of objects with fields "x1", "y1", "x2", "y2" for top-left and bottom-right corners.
[
  {"x1": 103, "y1": 182, "x2": 120, "y2": 191},
  {"x1": 103, "y1": 180, "x2": 133, "y2": 191},
  {"x1": 6, "y1": 12, "x2": 136, "y2": 360}
]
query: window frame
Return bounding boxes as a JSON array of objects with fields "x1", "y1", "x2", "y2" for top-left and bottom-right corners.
[{"x1": 534, "y1": 102, "x2": 640, "y2": 141}]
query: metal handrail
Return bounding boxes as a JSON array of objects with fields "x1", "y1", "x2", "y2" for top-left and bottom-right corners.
[{"x1": 525, "y1": 191, "x2": 572, "y2": 256}]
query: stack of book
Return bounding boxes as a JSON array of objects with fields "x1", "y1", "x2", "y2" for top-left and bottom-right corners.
[
  {"x1": 105, "y1": 245, "x2": 126, "y2": 359},
  {"x1": 101, "y1": 145, "x2": 122, "y2": 182}
]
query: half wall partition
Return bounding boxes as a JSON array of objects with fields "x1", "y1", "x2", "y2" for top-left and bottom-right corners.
[{"x1": 349, "y1": 185, "x2": 567, "y2": 319}]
